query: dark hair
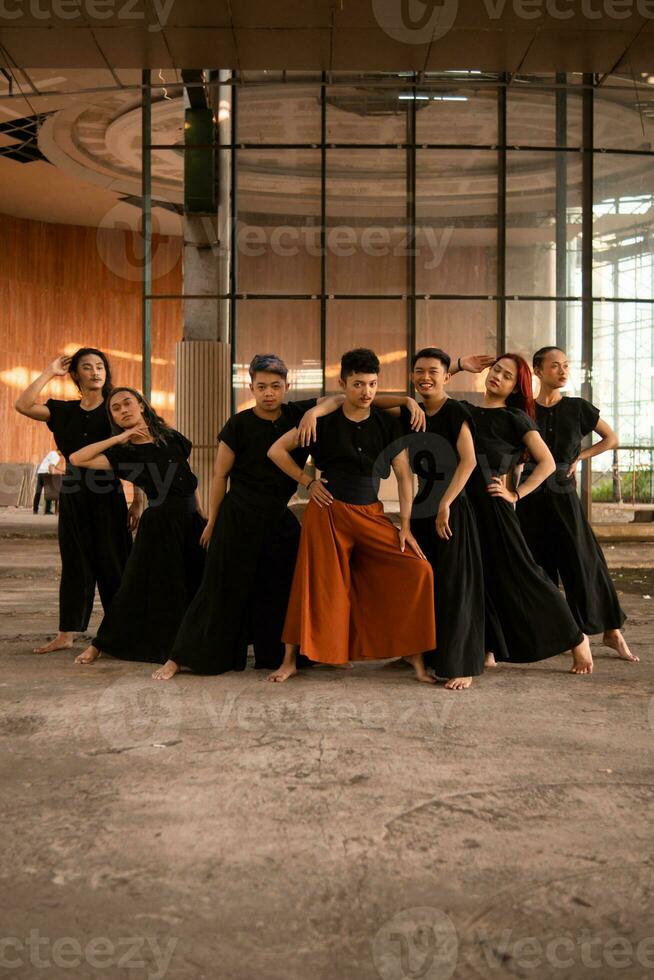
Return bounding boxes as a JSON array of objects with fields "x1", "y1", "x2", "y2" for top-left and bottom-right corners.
[
  {"x1": 107, "y1": 387, "x2": 175, "y2": 447},
  {"x1": 533, "y1": 345, "x2": 565, "y2": 370},
  {"x1": 493, "y1": 353, "x2": 535, "y2": 420},
  {"x1": 69, "y1": 347, "x2": 112, "y2": 400},
  {"x1": 411, "y1": 347, "x2": 451, "y2": 371},
  {"x1": 249, "y1": 354, "x2": 288, "y2": 381},
  {"x1": 493, "y1": 353, "x2": 535, "y2": 464},
  {"x1": 340, "y1": 348, "x2": 380, "y2": 380}
]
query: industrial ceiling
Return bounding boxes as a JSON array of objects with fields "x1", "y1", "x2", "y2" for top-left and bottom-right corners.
[{"x1": 0, "y1": 0, "x2": 652, "y2": 75}]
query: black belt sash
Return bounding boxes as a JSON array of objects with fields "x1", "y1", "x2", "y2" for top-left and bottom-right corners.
[{"x1": 322, "y1": 470, "x2": 379, "y2": 505}]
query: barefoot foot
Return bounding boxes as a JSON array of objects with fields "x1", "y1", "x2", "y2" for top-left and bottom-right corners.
[
  {"x1": 34, "y1": 631, "x2": 74, "y2": 654},
  {"x1": 484, "y1": 651, "x2": 497, "y2": 668},
  {"x1": 152, "y1": 660, "x2": 180, "y2": 680},
  {"x1": 570, "y1": 635, "x2": 593, "y2": 675},
  {"x1": 75, "y1": 644, "x2": 101, "y2": 664},
  {"x1": 404, "y1": 654, "x2": 436, "y2": 684},
  {"x1": 331, "y1": 662, "x2": 354, "y2": 670},
  {"x1": 444, "y1": 676, "x2": 473, "y2": 691},
  {"x1": 267, "y1": 663, "x2": 298, "y2": 683},
  {"x1": 602, "y1": 629, "x2": 639, "y2": 662}
]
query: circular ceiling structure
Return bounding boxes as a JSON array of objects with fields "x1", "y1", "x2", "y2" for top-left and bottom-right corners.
[{"x1": 34, "y1": 81, "x2": 654, "y2": 226}]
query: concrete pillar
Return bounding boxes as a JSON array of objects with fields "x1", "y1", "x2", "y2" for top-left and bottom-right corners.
[
  {"x1": 175, "y1": 340, "x2": 230, "y2": 513},
  {"x1": 177, "y1": 71, "x2": 233, "y2": 505}
]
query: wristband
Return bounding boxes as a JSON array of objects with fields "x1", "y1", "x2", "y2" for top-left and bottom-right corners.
[{"x1": 457, "y1": 357, "x2": 462, "y2": 372}]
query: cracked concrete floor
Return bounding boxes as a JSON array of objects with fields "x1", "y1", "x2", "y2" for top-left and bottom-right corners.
[{"x1": 0, "y1": 519, "x2": 653, "y2": 980}]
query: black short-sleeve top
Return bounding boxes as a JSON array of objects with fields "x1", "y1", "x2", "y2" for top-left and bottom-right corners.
[
  {"x1": 310, "y1": 405, "x2": 403, "y2": 478},
  {"x1": 103, "y1": 430, "x2": 198, "y2": 503},
  {"x1": 218, "y1": 399, "x2": 317, "y2": 500},
  {"x1": 459, "y1": 401, "x2": 537, "y2": 476},
  {"x1": 533, "y1": 396, "x2": 600, "y2": 465},
  {"x1": 398, "y1": 398, "x2": 475, "y2": 513},
  {"x1": 45, "y1": 398, "x2": 120, "y2": 489}
]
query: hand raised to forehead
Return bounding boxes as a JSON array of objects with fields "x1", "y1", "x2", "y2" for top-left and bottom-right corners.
[{"x1": 49, "y1": 355, "x2": 72, "y2": 376}]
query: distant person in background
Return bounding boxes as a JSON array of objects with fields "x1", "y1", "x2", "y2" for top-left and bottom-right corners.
[
  {"x1": 14, "y1": 349, "x2": 140, "y2": 655},
  {"x1": 33, "y1": 449, "x2": 63, "y2": 515}
]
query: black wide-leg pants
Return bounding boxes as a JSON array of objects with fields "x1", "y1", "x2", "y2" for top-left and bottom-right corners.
[{"x1": 57, "y1": 480, "x2": 131, "y2": 632}]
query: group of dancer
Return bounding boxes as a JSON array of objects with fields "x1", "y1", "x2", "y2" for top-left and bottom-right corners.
[{"x1": 14, "y1": 342, "x2": 637, "y2": 690}]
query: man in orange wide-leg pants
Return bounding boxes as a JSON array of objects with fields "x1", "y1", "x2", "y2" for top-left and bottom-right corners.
[{"x1": 266, "y1": 347, "x2": 436, "y2": 684}]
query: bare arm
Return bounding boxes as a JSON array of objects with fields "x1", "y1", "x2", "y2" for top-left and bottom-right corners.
[
  {"x1": 567, "y1": 417, "x2": 618, "y2": 478},
  {"x1": 435, "y1": 421, "x2": 477, "y2": 540},
  {"x1": 449, "y1": 354, "x2": 495, "y2": 376},
  {"x1": 390, "y1": 450, "x2": 427, "y2": 559},
  {"x1": 69, "y1": 432, "x2": 130, "y2": 470},
  {"x1": 127, "y1": 485, "x2": 146, "y2": 532},
  {"x1": 296, "y1": 395, "x2": 345, "y2": 447},
  {"x1": 513, "y1": 432, "x2": 555, "y2": 500},
  {"x1": 198, "y1": 441, "x2": 235, "y2": 548},
  {"x1": 267, "y1": 427, "x2": 307, "y2": 484},
  {"x1": 14, "y1": 356, "x2": 71, "y2": 421},
  {"x1": 206, "y1": 442, "x2": 235, "y2": 523},
  {"x1": 374, "y1": 395, "x2": 426, "y2": 432},
  {"x1": 268, "y1": 427, "x2": 333, "y2": 507}
]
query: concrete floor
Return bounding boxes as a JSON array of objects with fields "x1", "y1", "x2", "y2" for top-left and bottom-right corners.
[{"x1": 1, "y1": 511, "x2": 653, "y2": 980}]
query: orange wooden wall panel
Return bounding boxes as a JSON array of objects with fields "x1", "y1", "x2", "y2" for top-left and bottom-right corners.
[{"x1": 1, "y1": 213, "x2": 183, "y2": 466}]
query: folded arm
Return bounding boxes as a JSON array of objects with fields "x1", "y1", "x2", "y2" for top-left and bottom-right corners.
[{"x1": 69, "y1": 433, "x2": 129, "y2": 470}]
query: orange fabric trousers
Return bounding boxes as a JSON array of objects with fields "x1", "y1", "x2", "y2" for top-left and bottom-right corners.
[{"x1": 282, "y1": 499, "x2": 436, "y2": 664}]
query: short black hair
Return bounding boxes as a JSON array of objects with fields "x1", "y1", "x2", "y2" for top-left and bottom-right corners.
[
  {"x1": 249, "y1": 353, "x2": 288, "y2": 381},
  {"x1": 340, "y1": 348, "x2": 380, "y2": 380},
  {"x1": 411, "y1": 347, "x2": 451, "y2": 371},
  {"x1": 533, "y1": 346, "x2": 565, "y2": 370}
]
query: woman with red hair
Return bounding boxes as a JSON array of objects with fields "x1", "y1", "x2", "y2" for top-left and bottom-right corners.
[{"x1": 459, "y1": 354, "x2": 593, "y2": 674}]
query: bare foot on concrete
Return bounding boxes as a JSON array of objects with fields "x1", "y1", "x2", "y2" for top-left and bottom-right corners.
[
  {"x1": 484, "y1": 651, "x2": 498, "y2": 668},
  {"x1": 267, "y1": 663, "x2": 297, "y2": 683},
  {"x1": 602, "y1": 629, "x2": 639, "y2": 662},
  {"x1": 75, "y1": 645, "x2": 101, "y2": 664},
  {"x1": 152, "y1": 660, "x2": 180, "y2": 680},
  {"x1": 404, "y1": 654, "x2": 436, "y2": 684},
  {"x1": 570, "y1": 636, "x2": 593, "y2": 675},
  {"x1": 34, "y1": 631, "x2": 74, "y2": 654},
  {"x1": 330, "y1": 662, "x2": 354, "y2": 669},
  {"x1": 445, "y1": 676, "x2": 473, "y2": 690}
]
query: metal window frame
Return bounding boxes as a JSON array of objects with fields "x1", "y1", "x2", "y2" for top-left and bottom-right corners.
[{"x1": 141, "y1": 71, "x2": 654, "y2": 519}]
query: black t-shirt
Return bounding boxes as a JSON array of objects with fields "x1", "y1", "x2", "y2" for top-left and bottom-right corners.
[
  {"x1": 104, "y1": 430, "x2": 198, "y2": 502},
  {"x1": 310, "y1": 405, "x2": 403, "y2": 477},
  {"x1": 398, "y1": 398, "x2": 475, "y2": 517},
  {"x1": 459, "y1": 401, "x2": 537, "y2": 477},
  {"x1": 219, "y1": 399, "x2": 317, "y2": 500},
  {"x1": 534, "y1": 396, "x2": 600, "y2": 465},
  {"x1": 45, "y1": 397, "x2": 120, "y2": 488}
]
